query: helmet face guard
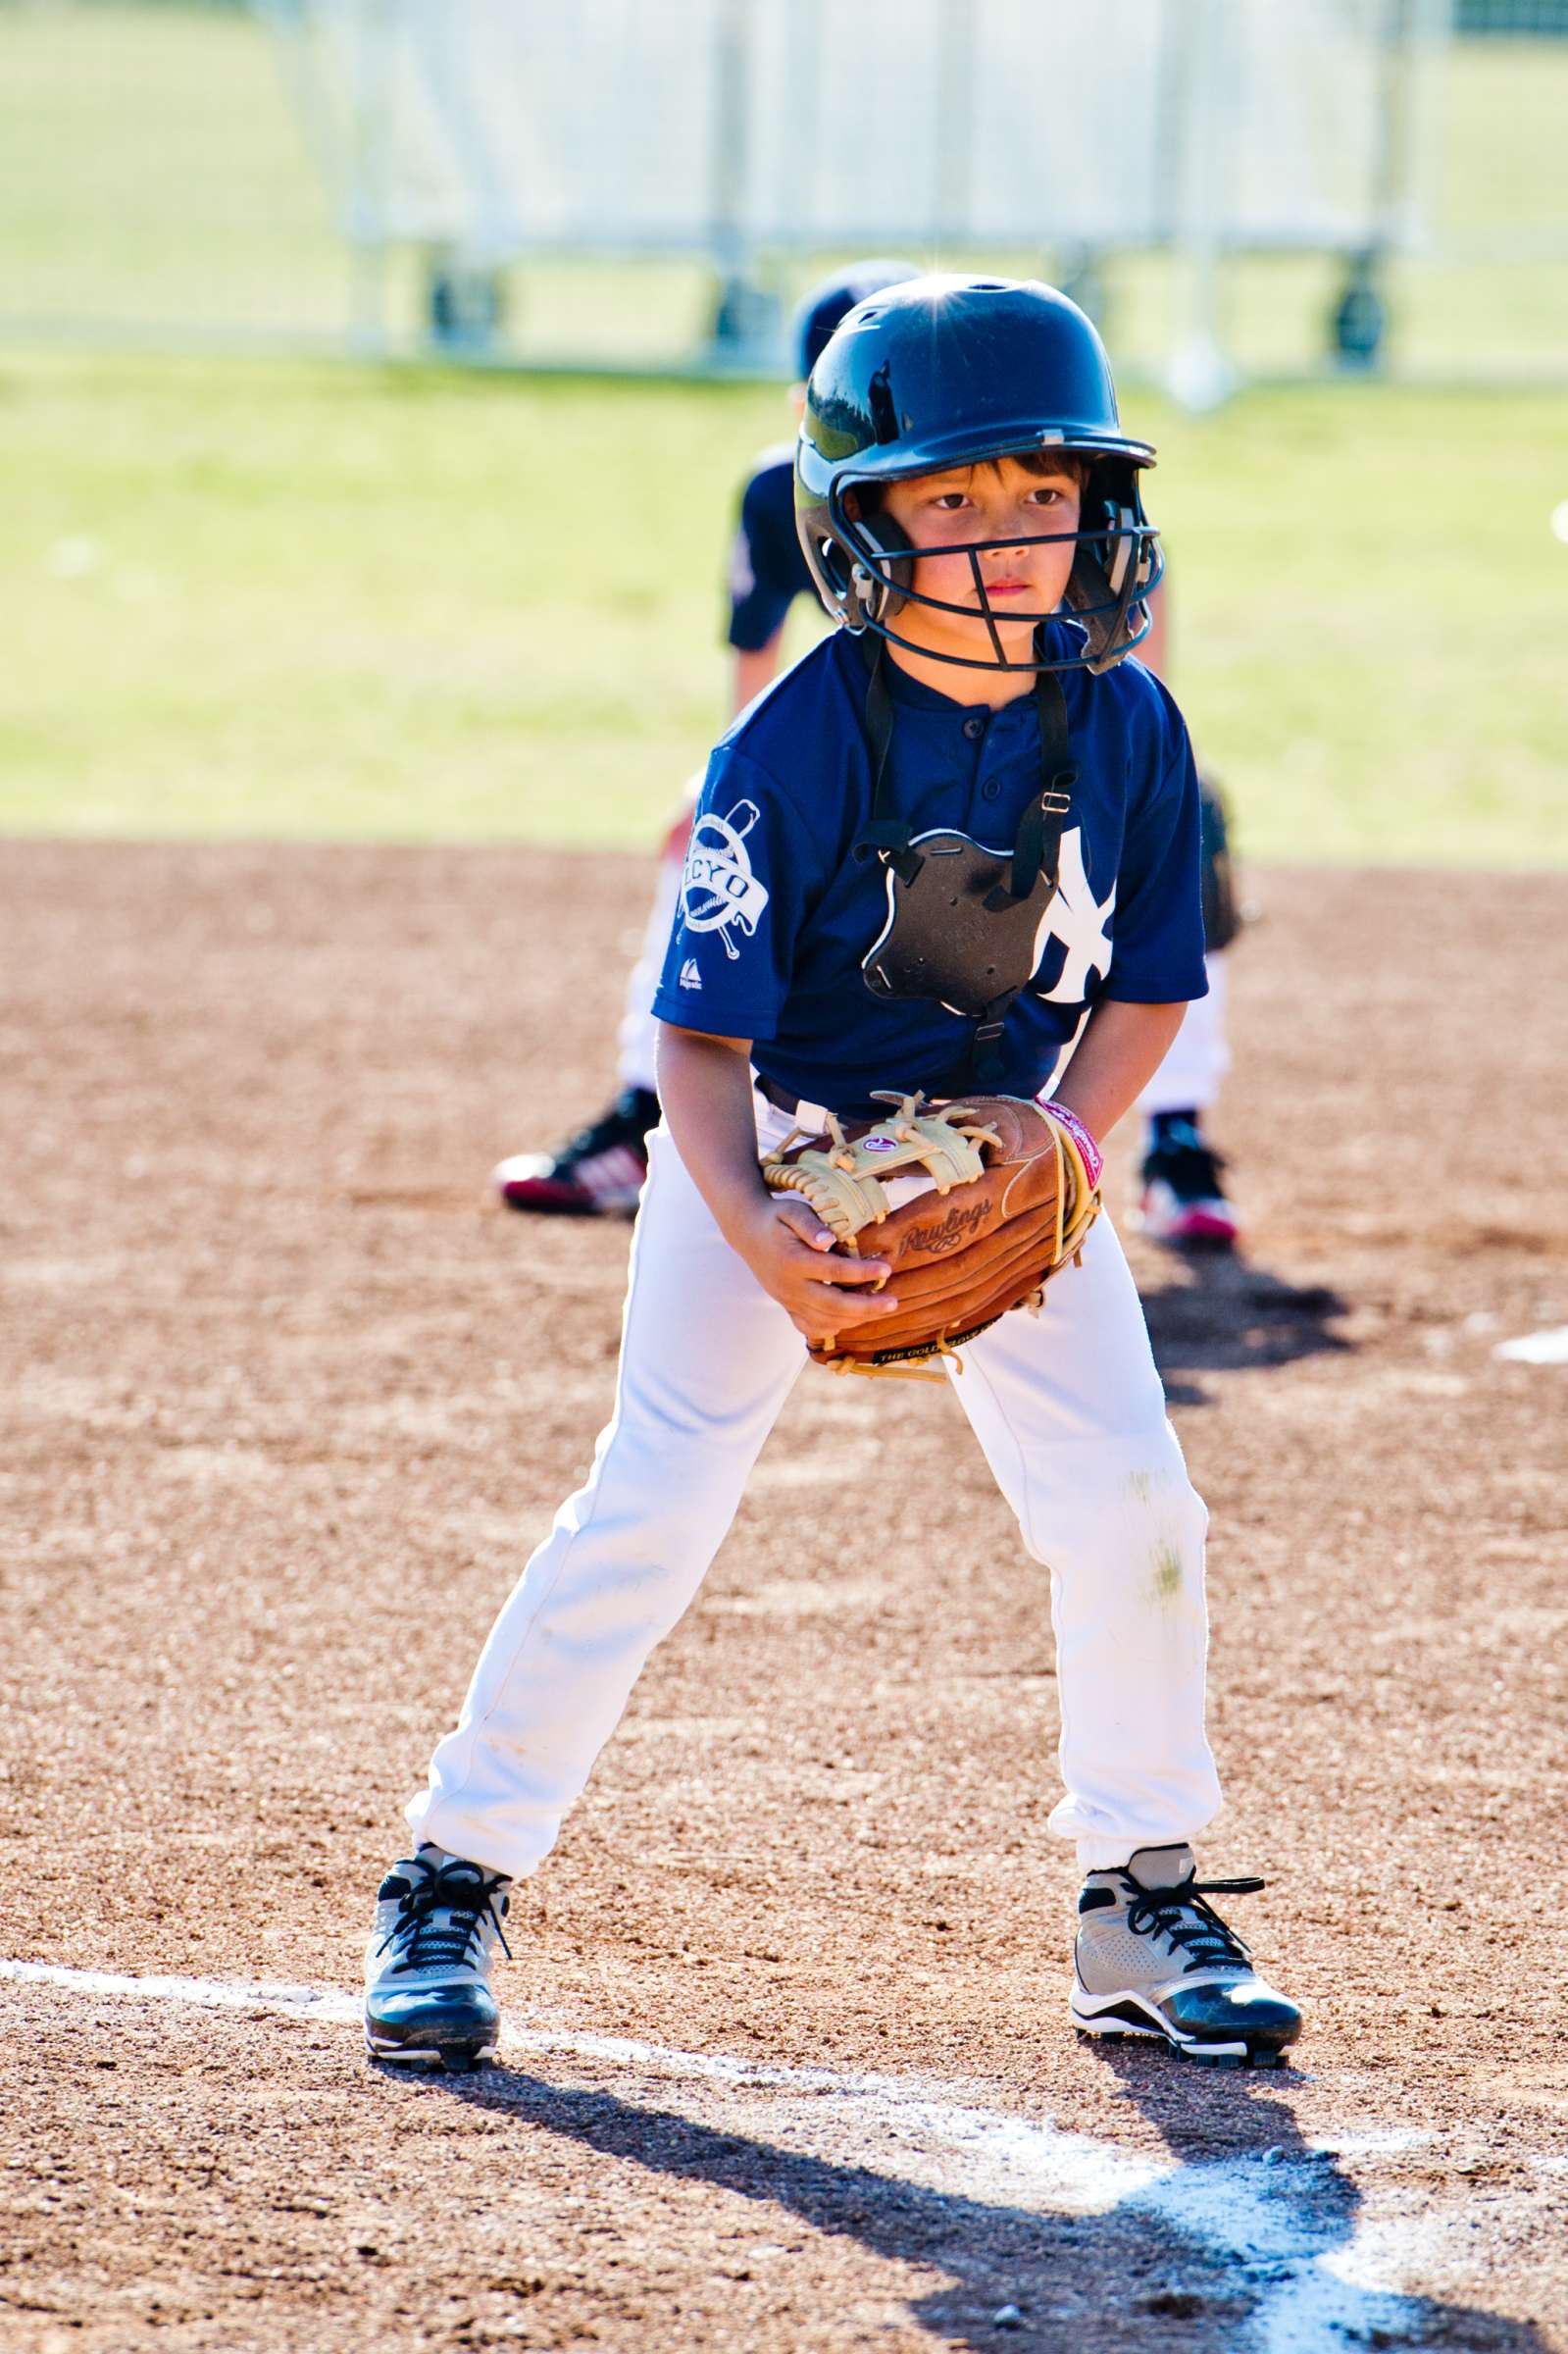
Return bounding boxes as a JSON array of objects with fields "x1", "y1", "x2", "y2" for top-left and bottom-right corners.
[
  {"x1": 794, "y1": 274, "x2": 1163, "y2": 676},
  {"x1": 820, "y1": 466, "x2": 1163, "y2": 676}
]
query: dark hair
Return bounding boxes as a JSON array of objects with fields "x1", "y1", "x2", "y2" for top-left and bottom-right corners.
[{"x1": 1011, "y1": 448, "x2": 1092, "y2": 486}]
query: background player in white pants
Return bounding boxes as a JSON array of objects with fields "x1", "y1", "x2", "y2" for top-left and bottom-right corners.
[
  {"x1": 494, "y1": 268, "x2": 1242, "y2": 1250},
  {"x1": 367, "y1": 277, "x2": 1298, "y2": 2076}
]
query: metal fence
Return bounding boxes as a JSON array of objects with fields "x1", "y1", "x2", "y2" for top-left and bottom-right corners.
[{"x1": 2, "y1": 0, "x2": 1565, "y2": 392}]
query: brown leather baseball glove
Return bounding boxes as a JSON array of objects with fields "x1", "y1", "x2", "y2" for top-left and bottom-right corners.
[{"x1": 761, "y1": 1091, "x2": 1101, "y2": 1378}]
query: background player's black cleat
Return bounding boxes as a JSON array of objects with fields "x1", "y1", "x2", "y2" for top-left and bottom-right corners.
[
  {"x1": 364, "y1": 1848, "x2": 512, "y2": 2071},
  {"x1": 1138, "y1": 1114, "x2": 1239, "y2": 1251},
  {"x1": 491, "y1": 1086, "x2": 659, "y2": 1218}
]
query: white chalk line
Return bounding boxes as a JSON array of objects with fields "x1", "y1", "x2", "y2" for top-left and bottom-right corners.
[
  {"x1": 0, "y1": 1957, "x2": 1484, "y2": 2343},
  {"x1": 1494, "y1": 1324, "x2": 1568, "y2": 1365}
]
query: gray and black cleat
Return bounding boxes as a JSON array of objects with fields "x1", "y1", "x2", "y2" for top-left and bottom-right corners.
[
  {"x1": 1071, "y1": 1843, "x2": 1300, "y2": 2068},
  {"x1": 364, "y1": 1847, "x2": 512, "y2": 2071}
]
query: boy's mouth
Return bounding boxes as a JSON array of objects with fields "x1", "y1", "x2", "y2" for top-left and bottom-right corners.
[{"x1": 979, "y1": 579, "x2": 1032, "y2": 599}]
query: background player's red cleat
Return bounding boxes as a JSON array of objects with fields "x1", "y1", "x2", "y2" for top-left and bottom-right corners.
[{"x1": 492, "y1": 1086, "x2": 659, "y2": 1218}]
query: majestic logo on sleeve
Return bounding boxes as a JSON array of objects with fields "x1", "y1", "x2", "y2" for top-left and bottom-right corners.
[
  {"x1": 682, "y1": 799, "x2": 770, "y2": 962},
  {"x1": 1037, "y1": 827, "x2": 1116, "y2": 1003}
]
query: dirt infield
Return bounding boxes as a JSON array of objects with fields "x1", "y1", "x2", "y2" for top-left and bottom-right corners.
[{"x1": 3, "y1": 841, "x2": 1565, "y2": 2353}]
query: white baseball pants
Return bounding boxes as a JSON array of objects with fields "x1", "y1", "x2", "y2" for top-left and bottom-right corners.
[
  {"x1": 408, "y1": 1104, "x2": 1222, "y2": 1879},
  {"x1": 614, "y1": 849, "x2": 683, "y2": 1097},
  {"x1": 616, "y1": 775, "x2": 704, "y2": 1096},
  {"x1": 1136, "y1": 952, "x2": 1231, "y2": 1119}
]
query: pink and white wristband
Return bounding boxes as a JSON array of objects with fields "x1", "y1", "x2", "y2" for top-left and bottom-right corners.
[{"x1": 1036, "y1": 1098, "x2": 1103, "y2": 1192}]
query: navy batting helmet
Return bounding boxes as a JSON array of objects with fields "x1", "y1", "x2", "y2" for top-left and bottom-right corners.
[
  {"x1": 795, "y1": 274, "x2": 1161, "y2": 674},
  {"x1": 791, "y1": 259, "x2": 921, "y2": 383}
]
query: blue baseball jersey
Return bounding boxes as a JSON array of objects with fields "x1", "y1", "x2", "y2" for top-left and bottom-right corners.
[
  {"x1": 653, "y1": 625, "x2": 1208, "y2": 1119},
  {"x1": 725, "y1": 445, "x2": 814, "y2": 652}
]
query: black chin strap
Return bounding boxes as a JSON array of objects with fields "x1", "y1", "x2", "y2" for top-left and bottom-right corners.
[{"x1": 853, "y1": 637, "x2": 1079, "y2": 1086}]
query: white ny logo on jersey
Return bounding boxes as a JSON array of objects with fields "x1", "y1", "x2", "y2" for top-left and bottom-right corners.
[{"x1": 1036, "y1": 826, "x2": 1116, "y2": 1003}]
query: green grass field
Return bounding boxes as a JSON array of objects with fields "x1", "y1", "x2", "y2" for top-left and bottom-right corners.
[{"x1": 2, "y1": 351, "x2": 1564, "y2": 866}]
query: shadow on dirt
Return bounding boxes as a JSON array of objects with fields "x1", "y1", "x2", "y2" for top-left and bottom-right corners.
[
  {"x1": 411, "y1": 2051, "x2": 1543, "y2": 2353},
  {"x1": 1141, "y1": 1250, "x2": 1352, "y2": 1408}
]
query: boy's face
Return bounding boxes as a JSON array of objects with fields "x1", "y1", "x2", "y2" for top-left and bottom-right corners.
[{"x1": 877, "y1": 454, "x2": 1083, "y2": 665}]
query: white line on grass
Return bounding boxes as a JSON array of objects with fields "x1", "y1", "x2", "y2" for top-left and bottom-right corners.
[{"x1": 1, "y1": 1956, "x2": 1463, "y2": 2342}]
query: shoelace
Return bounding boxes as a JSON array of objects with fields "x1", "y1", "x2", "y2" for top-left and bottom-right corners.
[
  {"x1": 377, "y1": 1857, "x2": 513, "y2": 1976},
  {"x1": 1122, "y1": 1869, "x2": 1263, "y2": 1974}
]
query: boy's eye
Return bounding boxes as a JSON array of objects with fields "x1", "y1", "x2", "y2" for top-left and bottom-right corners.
[{"x1": 931, "y1": 492, "x2": 971, "y2": 511}]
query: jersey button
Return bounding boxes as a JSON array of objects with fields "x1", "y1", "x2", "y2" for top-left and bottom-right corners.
[
  {"x1": 981, "y1": 779, "x2": 1003, "y2": 801},
  {"x1": 962, "y1": 715, "x2": 986, "y2": 741}
]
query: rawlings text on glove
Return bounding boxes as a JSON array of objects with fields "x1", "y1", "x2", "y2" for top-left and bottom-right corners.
[{"x1": 761, "y1": 1091, "x2": 1100, "y2": 1377}]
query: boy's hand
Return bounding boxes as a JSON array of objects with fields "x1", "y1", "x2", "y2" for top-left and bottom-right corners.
[{"x1": 733, "y1": 1195, "x2": 901, "y2": 1348}]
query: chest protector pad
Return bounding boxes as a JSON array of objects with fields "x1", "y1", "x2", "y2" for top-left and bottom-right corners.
[{"x1": 862, "y1": 833, "x2": 1057, "y2": 1019}]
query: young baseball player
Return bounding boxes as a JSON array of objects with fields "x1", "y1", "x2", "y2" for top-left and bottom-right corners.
[
  {"x1": 365, "y1": 277, "x2": 1299, "y2": 2073},
  {"x1": 493, "y1": 272, "x2": 1242, "y2": 1249}
]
